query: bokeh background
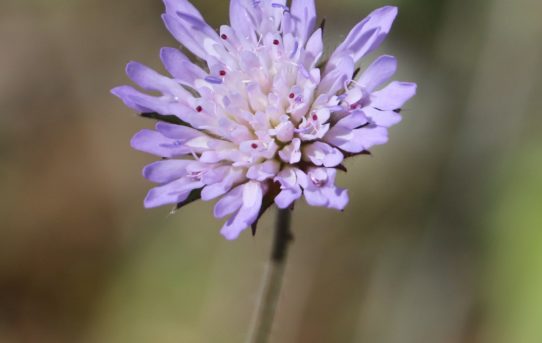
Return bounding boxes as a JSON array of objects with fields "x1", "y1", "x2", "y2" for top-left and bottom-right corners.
[{"x1": 1, "y1": 0, "x2": 542, "y2": 342}]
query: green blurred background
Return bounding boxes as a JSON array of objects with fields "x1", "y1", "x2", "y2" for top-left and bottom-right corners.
[{"x1": 1, "y1": 0, "x2": 542, "y2": 342}]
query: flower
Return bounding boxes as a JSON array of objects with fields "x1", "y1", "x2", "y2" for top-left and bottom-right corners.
[{"x1": 112, "y1": 0, "x2": 416, "y2": 240}]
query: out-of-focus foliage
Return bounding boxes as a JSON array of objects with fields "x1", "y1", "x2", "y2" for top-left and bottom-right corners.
[{"x1": 0, "y1": 0, "x2": 541, "y2": 342}]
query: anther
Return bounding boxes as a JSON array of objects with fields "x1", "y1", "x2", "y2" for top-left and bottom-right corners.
[
  {"x1": 273, "y1": 39, "x2": 280, "y2": 45},
  {"x1": 289, "y1": 93, "x2": 295, "y2": 99},
  {"x1": 219, "y1": 70, "x2": 227, "y2": 76},
  {"x1": 221, "y1": 34, "x2": 228, "y2": 40},
  {"x1": 251, "y1": 143, "x2": 259, "y2": 149},
  {"x1": 196, "y1": 106, "x2": 203, "y2": 112}
]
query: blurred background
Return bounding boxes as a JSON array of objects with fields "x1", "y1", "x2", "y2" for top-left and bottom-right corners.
[{"x1": 1, "y1": 0, "x2": 542, "y2": 342}]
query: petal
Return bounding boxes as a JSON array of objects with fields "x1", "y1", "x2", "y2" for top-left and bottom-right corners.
[
  {"x1": 275, "y1": 187, "x2": 302, "y2": 209},
  {"x1": 321, "y1": 186, "x2": 349, "y2": 210},
  {"x1": 142, "y1": 159, "x2": 193, "y2": 183},
  {"x1": 303, "y1": 28, "x2": 323, "y2": 69},
  {"x1": 329, "y1": 6, "x2": 398, "y2": 65},
  {"x1": 247, "y1": 160, "x2": 280, "y2": 182},
  {"x1": 201, "y1": 168, "x2": 245, "y2": 201},
  {"x1": 326, "y1": 124, "x2": 388, "y2": 153},
  {"x1": 274, "y1": 167, "x2": 299, "y2": 189},
  {"x1": 371, "y1": 81, "x2": 417, "y2": 110},
  {"x1": 229, "y1": 0, "x2": 257, "y2": 45},
  {"x1": 363, "y1": 107, "x2": 402, "y2": 127},
  {"x1": 351, "y1": 126, "x2": 389, "y2": 151},
  {"x1": 358, "y1": 55, "x2": 397, "y2": 92},
  {"x1": 125, "y1": 61, "x2": 186, "y2": 96},
  {"x1": 278, "y1": 138, "x2": 302, "y2": 164},
  {"x1": 291, "y1": 0, "x2": 316, "y2": 44},
  {"x1": 130, "y1": 129, "x2": 190, "y2": 158},
  {"x1": 220, "y1": 181, "x2": 263, "y2": 240},
  {"x1": 302, "y1": 141, "x2": 344, "y2": 167},
  {"x1": 144, "y1": 177, "x2": 203, "y2": 208},
  {"x1": 155, "y1": 121, "x2": 202, "y2": 140},
  {"x1": 317, "y1": 54, "x2": 354, "y2": 96},
  {"x1": 111, "y1": 86, "x2": 184, "y2": 115},
  {"x1": 332, "y1": 110, "x2": 370, "y2": 130},
  {"x1": 213, "y1": 184, "x2": 243, "y2": 218},
  {"x1": 303, "y1": 189, "x2": 328, "y2": 207},
  {"x1": 160, "y1": 47, "x2": 206, "y2": 86},
  {"x1": 162, "y1": 12, "x2": 220, "y2": 60}
]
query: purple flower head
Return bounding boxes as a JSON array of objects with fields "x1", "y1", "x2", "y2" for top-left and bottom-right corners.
[{"x1": 112, "y1": 0, "x2": 416, "y2": 240}]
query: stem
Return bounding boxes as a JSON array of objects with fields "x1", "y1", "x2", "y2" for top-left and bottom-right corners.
[{"x1": 247, "y1": 208, "x2": 293, "y2": 343}]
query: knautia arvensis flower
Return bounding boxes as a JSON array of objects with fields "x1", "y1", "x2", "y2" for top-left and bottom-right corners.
[{"x1": 112, "y1": 0, "x2": 416, "y2": 240}]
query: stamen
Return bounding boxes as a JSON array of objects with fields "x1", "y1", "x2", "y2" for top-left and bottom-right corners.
[
  {"x1": 273, "y1": 39, "x2": 280, "y2": 45},
  {"x1": 289, "y1": 93, "x2": 295, "y2": 99},
  {"x1": 219, "y1": 70, "x2": 227, "y2": 76},
  {"x1": 221, "y1": 34, "x2": 228, "y2": 40},
  {"x1": 204, "y1": 76, "x2": 223, "y2": 84},
  {"x1": 251, "y1": 143, "x2": 259, "y2": 149},
  {"x1": 312, "y1": 113, "x2": 319, "y2": 121},
  {"x1": 196, "y1": 106, "x2": 203, "y2": 112}
]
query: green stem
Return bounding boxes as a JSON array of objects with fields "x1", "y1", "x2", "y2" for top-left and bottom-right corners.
[{"x1": 247, "y1": 208, "x2": 293, "y2": 343}]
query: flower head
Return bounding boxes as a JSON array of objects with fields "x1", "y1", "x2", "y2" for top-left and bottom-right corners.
[{"x1": 112, "y1": 0, "x2": 416, "y2": 240}]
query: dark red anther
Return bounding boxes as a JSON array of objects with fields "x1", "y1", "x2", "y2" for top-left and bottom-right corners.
[
  {"x1": 221, "y1": 34, "x2": 228, "y2": 40},
  {"x1": 312, "y1": 113, "x2": 319, "y2": 121},
  {"x1": 289, "y1": 93, "x2": 295, "y2": 99},
  {"x1": 196, "y1": 106, "x2": 203, "y2": 112},
  {"x1": 219, "y1": 70, "x2": 227, "y2": 76},
  {"x1": 273, "y1": 39, "x2": 280, "y2": 45},
  {"x1": 251, "y1": 143, "x2": 259, "y2": 149}
]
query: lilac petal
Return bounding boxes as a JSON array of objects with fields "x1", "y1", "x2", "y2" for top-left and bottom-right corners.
[
  {"x1": 371, "y1": 81, "x2": 417, "y2": 110},
  {"x1": 331, "y1": 6, "x2": 397, "y2": 65},
  {"x1": 275, "y1": 187, "x2": 302, "y2": 209},
  {"x1": 163, "y1": 0, "x2": 204, "y2": 20},
  {"x1": 322, "y1": 186, "x2": 349, "y2": 210},
  {"x1": 201, "y1": 168, "x2": 245, "y2": 201},
  {"x1": 144, "y1": 177, "x2": 204, "y2": 208},
  {"x1": 303, "y1": 28, "x2": 323, "y2": 69},
  {"x1": 358, "y1": 55, "x2": 397, "y2": 92},
  {"x1": 274, "y1": 167, "x2": 298, "y2": 188},
  {"x1": 160, "y1": 47, "x2": 206, "y2": 86},
  {"x1": 333, "y1": 110, "x2": 370, "y2": 130},
  {"x1": 363, "y1": 107, "x2": 402, "y2": 127},
  {"x1": 213, "y1": 185, "x2": 244, "y2": 218},
  {"x1": 303, "y1": 189, "x2": 328, "y2": 207},
  {"x1": 229, "y1": 0, "x2": 257, "y2": 45},
  {"x1": 111, "y1": 86, "x2": 183, "y2": 115},
  {"x1": 130, "y1": 129, "x2": 190, "y2": 158},
  {"x1": 317, "y1": 54, "x2": 354, "y2": 96},
  {"x1": 291, "y1": 0, "x2": 316, "y2": 44},
  {"x1": 111, "y1": 86, "x2": 154, "y2": 113},
  {"x1": 278, "y1": 138, "x2": 302, "y2": 164},
  {"x1": 162, "y1": 13, "x2": 219, "y2": 60},
  {"x1": 155, "y1": 122, "x2": 202, "y2": 140},
  {"x1": 352, "y1": 126, "x2": 389, "y2": 151},
  {"x1": 125, "y1": 61, "x2": 185, "y2": 96},
  {"x1": 220, "y1": 181, "x2": 263, "y2": 240},
  {"x1": 302, "y1": 142, "x2": 344, "y2": 167},
  {"x1": 247, "y1": 160, "x2": 280, "y2": 182},
  {"x1": 142, "y1": 159, "x2": 192, "y2": 183},
  {"x1": 326, "y1": 125, "x2": 388, "y2": 153}
]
